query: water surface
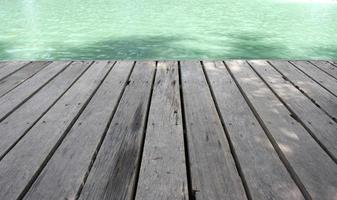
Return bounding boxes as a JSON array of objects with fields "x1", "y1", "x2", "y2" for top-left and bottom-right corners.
[{"x1": 1, "y1": 0, "x2": 337, "y2": 60}]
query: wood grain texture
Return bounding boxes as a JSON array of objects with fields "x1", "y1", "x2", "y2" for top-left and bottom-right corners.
[
  {"x1": 0, "y1": 61, "x2": 31, "y2": 80},
  {"x1": 0, "y1": 61, "x2": 49, "y2": 97},
  {"x1": 78, "y1": 61, "x2": 156, "y2": 200},
  {"x1": 205, "y1": 61, "x2": 304, "y2": 200},
  {"x1": 0, "y1": 61, "x2": 70, "y2": 120},
  {"x1": 291, "y1": 61, "x2": 337, "y2": 96},
  {"x1": 180, "y1": 61, "x2": 247, "y2": 200},
  {"x1": 249, "y1": 60, "x2": 337, "y2": 162},
  {"x1": 0, "y1": 61, "x2": 91, "y2": 158},
  {"x1": 270, "y1": 60, "x2": 337, "y2": 120},
  {"x1": 0, "y1": 60, "x2": 336, "y2": 200},
  {"x1": 0, "y1": 61, "x2": 112, "y2": 200},
  {"x1": 310, "y1": 61, "x2": 337, "y2": 79},
  {"x1": 135, "y1": 61, "x2": 189, "y2": 200},
  {"x1": 23, "y1": 61, "x2": 133, "y2": 200},
  {"x1": 234, "y1": 60, "x2": 337, "y2": 199}
]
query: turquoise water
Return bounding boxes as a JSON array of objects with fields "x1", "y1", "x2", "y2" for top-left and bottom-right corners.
[{"x1": 0, "y1": 0, "x2": 337, "y2": 60}]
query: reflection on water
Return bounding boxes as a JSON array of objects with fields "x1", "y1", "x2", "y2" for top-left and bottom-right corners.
[{"x1": 0, "y1": 0, "x2": 337, "y2": 60}]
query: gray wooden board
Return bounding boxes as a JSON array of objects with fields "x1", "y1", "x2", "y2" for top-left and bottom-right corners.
[
  {"x1": 0, "y1": 61, "x2": 70, "y2": 120},
  {"x1": 232, "y1": 60, "x2": 337, "y2": 199},
  {"x1": 0, "y1": 61, "x2": 24, "y2": 68},
  {"x1": 269, "y1": 60, "x2": 337, "y2": 120},
  {"x1": 249, "y1": 60, "x2": 337, "y2": 162},
  {"x1": 328, "y1": 61, "x2": 337, "y2": 66},
  {"x1": 78, "y1": 61, "x2": 156, "y2": 200},
  {"x1": 204, "y1": 61, "x2": 304, "y2": 200},
  {"x1": 0, "y1": 61, "x2": 49, "y2": 97},
  {"x1": 179, "y1": 61, "x2": 247, "y2": 200},
  {"x1": 310, "y1": 61, "x2": 337, "y2": 79},
  {"x1": 0, "y1": 61, "x2": 112, "y2": 200},
  {"x1": 0, "y1": 61, "x2": 31, "y2": 80},
  {"x1": 291, "y1": 61, "x2": 337, "y2": 96},
  {"x1": 0, "y1": 62, "x2": 8, "y2": 69},
  {"x1": 0, "y1": 61, "x2": 91, "y2": 158},
  {"x1": 135, "y1": 61, "x2": 189, "y2": 200},
  {"x1": 23, "y1": 61, "x2": 133, "y2": 200}
]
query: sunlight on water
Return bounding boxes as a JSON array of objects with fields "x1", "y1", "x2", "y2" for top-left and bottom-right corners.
[{"x1": 0, "y1": 0, "x2": 337, "y2": 60}]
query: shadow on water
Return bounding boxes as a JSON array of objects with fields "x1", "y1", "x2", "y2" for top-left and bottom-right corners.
[
  {"x1": 0, "y1": 32, "x2": 337, "y2": 60},
  {"x1": 223, "y1": 33, "x2": 291, "y2": 59},
  {"x1": 43, "y1": 33, "x2": 293, "y2": 60},
  {"x1": 49, "y1": 35, "x2": 209, "y2": 60}
]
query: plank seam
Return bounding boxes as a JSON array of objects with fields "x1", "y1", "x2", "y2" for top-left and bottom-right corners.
[
  {"x1": 131, "y1": 62, "x2": 158, "y2": 200},
  {"x1": 201, "y1": 61, "x2": 251, "y2": 200},
  {"x1": 328, "y1": 61, "x2": 337, "y2": 67},
  {"x1": 289, "y1": 61, "x2": 337, "y2": 98},
  {"x1": 17, "y1": 61, "x2": 116, "y2": 200},
  {"x1": 0, "y1": 61, "x2": 92, "y2": 161},
  {"x1": 178, "y1": 61, "x2": 194, "y2": 200},
  {"x1": 0, "y1": 62, "x2": 51, "y2": 98},
  {"x1": 308, "y1": 61, "x2": 337, "y2": 81},
  {"x1": 0, "y1": 61, "x2": 33, "y2": 82},
  {"x1": 248, "y1": 61, "x2": 337, "y2": 165},
  {"x1": 74, "y1": 61, "x2": 136, "y2": 200},
  {"x1": 269, "y1": 61, "x2": 337, "y2": 123},
  {"x1": 0, "y1": 62, "x2": 71, "y2": 122},
  {"x1": 226, "y1": 61, "x2": 311, "y2": 199}
]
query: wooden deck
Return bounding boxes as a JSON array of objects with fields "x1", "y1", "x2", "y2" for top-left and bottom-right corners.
[{"x1": 0, "y1": 60, "x2": 336, "y2": 200}]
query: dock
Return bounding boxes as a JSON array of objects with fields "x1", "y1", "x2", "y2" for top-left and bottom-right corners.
[{"x1": 0, "y1": 60, "x2": 337, "y2": 200}]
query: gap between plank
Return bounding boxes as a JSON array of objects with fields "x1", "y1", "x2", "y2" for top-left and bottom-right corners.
[
  {"x1": 131, "y1": 62, "x2": 158, "y2": 200},
  {"x1": 247, "y1": 61, "x2": 337, "y2": 165},
  {"x1": 328, "y1": 61, "x2": 337, "y2": 67},
  {"x1": 177, "y1": 61, "x2": 194, "y2": 200},
  {"x1": 225, "y1": 61, "x2": 311, "y2": 200},
  {"x1": 74, "y1": 61, "x2": 136, "y2": 200},
  {"x1": 308, "y1": 61, "x2": 337, "y2": 81},
  {"x1": 0, "y1": 61, "x2": 93, "y2": 161},
  {"x1": 268, "y1": 61, "x2": 337, "y2": 123},
  {"x1": 200, "y1": 61, "x2": 252, "y2": 200},
  {"x1": 0, "y1": 62, "x2": 72, "y2": 123},
  {"x1": 0, "y1": 62, "x2": 51, "y2": 98},
  {"x1": 17, "y1": 61, "x2": 116, "y2": 200},
  {"x1": 289, "y1": 61, "x2": 337, "y2": 98},
  {"x1": 0, "y1": 62, "x2": 33, "y2": 82}
]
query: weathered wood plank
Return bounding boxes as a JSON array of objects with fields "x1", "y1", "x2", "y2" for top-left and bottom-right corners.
[
  {"x1": 135, "y1": 61, "x2": 189, "y2": 200},
  {"x1": 0, "y1": 61, "x2": 70, "y2": 121},
  {"x1": 230, "y1": 60, "x2": 337, "y2": 199},
  {"x1": 179, "y1": 61, "x2": 247, "y2": 200},
  {"x1": 0, "y1": 61, "x2": 49, "y2": 97},
  {"x1": 291, "y1": 61, "x2": 337, "y2": 96},
  {"x1": 249, "y1": 60, "x2": 337, "y2": 162},
  {"x1": 0, "y1": 61, "x2": 113, "y2": 200},
  {"x1": 78, "y1": 61, "x2": 156, "y2": 200},
  {"x1": 328, "y1": 61, "x2": 337, "y2": 67},
  {"x1": 269, "y1": 60, "x2": 337, "y2": 121},
  {"x1": 0, "y1": 62, "x2": 24, "y2": 70},
  {"x1": 0, "y1": 61, "x2": 31, "y2": 80},
  {"x1": 23, "y1": 61, "x2": 133, "y2": 200},
  {"x1": 310, "y1": 61, "x2": 337, "y2": 79},
  {"x1": 0, "y1": 59, "x2": 336, "y2": 200},
  {"x1": 0, "y1": 61, "x2": 8, "y2": 69},
  {"x1": 204, "y1": 61, "x2": 304, "y2": 200},
  {"x1": 0, "y1": 61, "x2": 91, "y2": 158}
]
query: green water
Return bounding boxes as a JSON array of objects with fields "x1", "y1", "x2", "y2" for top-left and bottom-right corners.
[{"x1": 1, "y1": 0, "x2": 337, "y2": 60}]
